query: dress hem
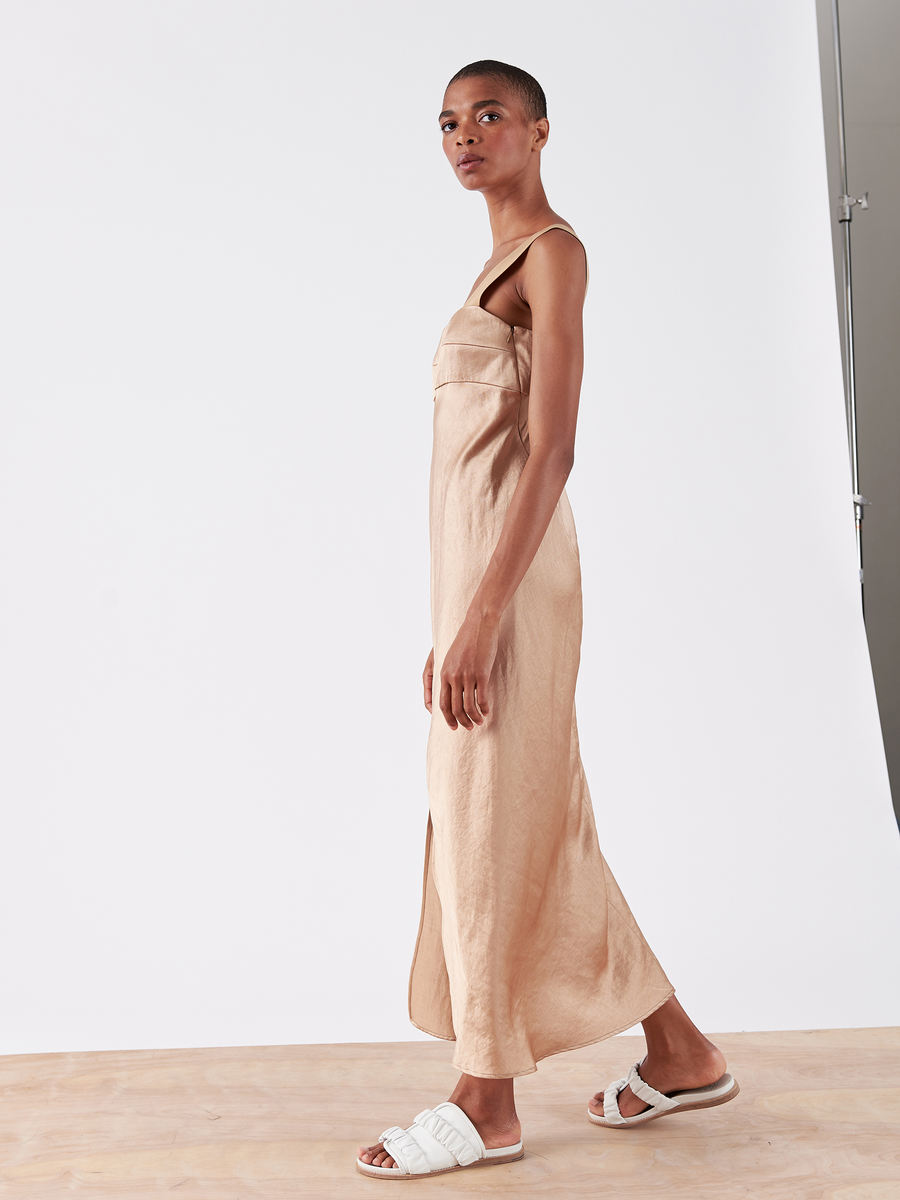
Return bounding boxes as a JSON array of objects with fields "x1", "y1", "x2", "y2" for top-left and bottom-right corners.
[{"x1": 408, "y1": 986, "x2": 676, "y2": 1080}]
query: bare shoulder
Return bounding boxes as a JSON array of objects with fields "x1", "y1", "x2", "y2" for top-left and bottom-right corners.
[
  {"x1": 525, "y1": 226, "x2": 583, "y2": 265},
  {"x1": 521, "y1": 227, "x2": 586, "y2": 308}
]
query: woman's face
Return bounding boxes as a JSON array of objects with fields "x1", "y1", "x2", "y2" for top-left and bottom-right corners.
[{"x1": 439, "y1": 76, "x2": 546, "y2": 192}]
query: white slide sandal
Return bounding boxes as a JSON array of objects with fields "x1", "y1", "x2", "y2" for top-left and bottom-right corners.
[
  {"x1": 588, "y1": 1061, "x2": 740, "y2": 1128},
  {"x1": 356, "y1": 1101, "x2": 524, "y2": 1179}
]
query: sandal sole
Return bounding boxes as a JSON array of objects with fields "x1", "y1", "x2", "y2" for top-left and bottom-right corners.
[{"x1": 356, "y1": 1148, "x2": 525, "y2": 1179}]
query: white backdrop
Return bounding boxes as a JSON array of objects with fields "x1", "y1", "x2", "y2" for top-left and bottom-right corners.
[{"x1": 1, "y1": 0, "x2": 898, "y2": 1057}]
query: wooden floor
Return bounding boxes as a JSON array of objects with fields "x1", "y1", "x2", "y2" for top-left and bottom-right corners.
[{"x1": 1, "y1": 1029, "x2": 899, "y2": 1198}]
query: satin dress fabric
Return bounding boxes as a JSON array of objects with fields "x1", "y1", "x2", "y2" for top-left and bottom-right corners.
[{"x1": 408, "y1": 225, "x2": 674, "y2": 1079}]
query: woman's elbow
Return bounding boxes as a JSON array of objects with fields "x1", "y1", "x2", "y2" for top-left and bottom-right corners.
[
  {"x1": 550, "y1": 444, "x2": 575, "y2": 479},
  {"x1": 532, "y1": 443, "x2": 575, "y2": 480}
]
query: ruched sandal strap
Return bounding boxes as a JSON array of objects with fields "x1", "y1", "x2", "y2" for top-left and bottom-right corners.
[
  {"x1": 602, "y1": 1061, "x2": 687, "y2": 1125},
  {"x1": 378, "y1": 1102, "x2": 486, "y2": 1175},
  {"x1": 626, "y1": 1063, "x2": 680, "y2": 1113}
]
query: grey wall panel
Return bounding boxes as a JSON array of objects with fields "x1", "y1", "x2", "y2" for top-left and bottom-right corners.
[{"x1": 816, "y1": 0, "x2": 900, "y2": 824}]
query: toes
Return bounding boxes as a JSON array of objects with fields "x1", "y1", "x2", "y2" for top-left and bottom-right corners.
[
  {"x1": 589, "y1": 1085, "x2": 651, "y2": 1118},
  {"x1": 358, "y1": 1141, "x2": 396, "y2": 1170}
]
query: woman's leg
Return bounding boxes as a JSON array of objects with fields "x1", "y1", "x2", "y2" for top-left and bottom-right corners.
[
  {"x1": 589, "y1": 995, "x2": 727, "y2": 1119},
  {"x1": 357, "y1": 1075, "x2": 521, "y2": 1169}
]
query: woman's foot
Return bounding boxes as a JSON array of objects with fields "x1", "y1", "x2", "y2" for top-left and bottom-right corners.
[
  {"x1": 357, "y1": 1074, "x2": 521, "y2": 1171},
  {"x1": 589, "y1": 996, "x2": 727, "y2": 1120}
]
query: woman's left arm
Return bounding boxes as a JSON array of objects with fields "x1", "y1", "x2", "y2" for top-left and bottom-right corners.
[{"x1": 438, "y1": 230, "x2": 586, "y2": 731}]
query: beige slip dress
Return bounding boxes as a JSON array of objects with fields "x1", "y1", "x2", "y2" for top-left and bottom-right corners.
[{"x1": 408, "y1": 224, "x2": 674, "y2": 1079}]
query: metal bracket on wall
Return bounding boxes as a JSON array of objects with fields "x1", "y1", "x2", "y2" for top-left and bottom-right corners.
[{"x1": 838, "y1": 192, "x2": 869, "y2": 222}]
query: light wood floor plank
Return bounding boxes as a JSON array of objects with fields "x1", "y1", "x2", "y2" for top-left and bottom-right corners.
[{"x1": 1, "y1": 1030, "x2": 898, "y2": 1197}]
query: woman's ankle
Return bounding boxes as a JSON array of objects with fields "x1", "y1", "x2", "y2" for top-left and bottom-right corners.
[
  {"x1": 448, "y1": 1075, "x2": 518, "y2": 1129},
  {"x1": 640, "y1": 997, "x2": 726, "y2": 1077}
]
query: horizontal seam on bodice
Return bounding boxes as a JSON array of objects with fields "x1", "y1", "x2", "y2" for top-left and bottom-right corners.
[
  {"x1": 433, "y1": 380, "x2": 523, "y2": 394},
  {"x1": 438, "y1": 341, "x2": 515, "y2": 353}
]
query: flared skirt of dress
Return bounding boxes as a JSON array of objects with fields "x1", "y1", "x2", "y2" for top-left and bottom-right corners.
[{"x1": 409, "y1": 488, "x2": 673, "y2": 1079}]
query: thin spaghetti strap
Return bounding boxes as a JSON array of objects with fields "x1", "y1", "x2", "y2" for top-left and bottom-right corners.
[{"x1": 465, "y1": 223, "x2": 589, "y2": 306}]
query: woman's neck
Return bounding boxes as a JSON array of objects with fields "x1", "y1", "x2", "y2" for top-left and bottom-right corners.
[{"x1": 483, "y1": 177, "x2": 560, "y2": 252}]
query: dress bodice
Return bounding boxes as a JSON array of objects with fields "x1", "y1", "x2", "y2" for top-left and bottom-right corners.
[
  {"x1": 431, "y1": 222, "x2": 585, "y2": 418},
  {"x1": 433, "y1": 307, "x2": 532, "y2": 398}
]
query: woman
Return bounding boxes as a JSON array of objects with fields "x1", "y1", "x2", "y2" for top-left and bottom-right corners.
[{"x1": 357, "y1": 60, "x2": 738, "y2": 1180}]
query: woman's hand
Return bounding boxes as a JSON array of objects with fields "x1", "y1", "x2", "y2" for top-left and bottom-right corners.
[
  {"x1": 439, "y1": 612, "x2": 498, "y2": 731},
  {"x1": 423, "y1": 648, "x2": 435, "y2": 714}
]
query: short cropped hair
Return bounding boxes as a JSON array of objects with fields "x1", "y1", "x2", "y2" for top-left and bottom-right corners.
[{"x1": 446, "y1": 60, "x2": 547, "y2": 123}]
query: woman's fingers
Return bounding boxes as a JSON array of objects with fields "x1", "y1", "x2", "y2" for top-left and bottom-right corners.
[
  {"x1": 451, "y1": 675, "x2": 474, "y2": 730},
  {"x1": 464, "y1": 675, "x2": 484, "y2": 726},
  {"x1": 440, "y1": 674, "x2": 471, "y2": 730},
  {"x1": 475, "y1": 673, "x2": 490, "y2": 716},
  {"x1": 439, "y1": 671, "x2": 486, "y2": 730},
  {"x1": 423, "y1": 648, "x2": 434, "y2": 713},
  {"x1": 437, "y1": 619, "x2": 498, "y2": 730},
  {"x1": 439, "y1": 677, "x2": 457, "y2": 730}
]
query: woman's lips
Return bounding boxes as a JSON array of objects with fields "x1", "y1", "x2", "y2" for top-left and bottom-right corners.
[{"x1": 457, "y1": 154, "x2": 484, "y2": 170}]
